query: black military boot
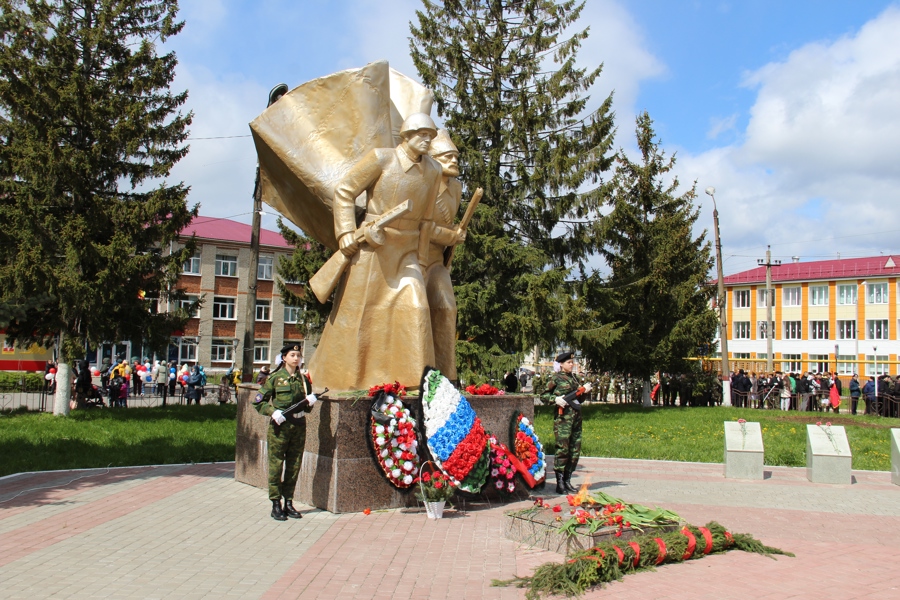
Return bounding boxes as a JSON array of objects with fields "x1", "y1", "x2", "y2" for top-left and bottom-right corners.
[
  {"x1": 563, "y1": 467, "x2": 578, "y2": 493},
  {"x1": 555, "y1": 471, "x2": 566, "y2": 494},
  {"x1": 283, "y1": 498, "x2": 303, "y2": 519},
  {"x1": 271, "y1": 499, "x2": 287, "y2": 521}
]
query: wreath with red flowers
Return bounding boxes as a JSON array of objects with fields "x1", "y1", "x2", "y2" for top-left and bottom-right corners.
[
  {"x1": 464, "y1": 383, "x2": 503, "y2": 396},
  {"x1": 367, "y1": 385, "x2": 419, "y2": 489}
]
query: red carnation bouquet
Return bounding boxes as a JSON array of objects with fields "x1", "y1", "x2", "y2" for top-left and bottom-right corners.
[
  {"x1": 368, "y1": 381, "x2": 407, "y2": 397},
  {"x1": 464, "y1": 383, "x2": 503, "y2": 396},
  {"x1": 416, "y1": 468, "x2": 456, "y2": 503}
]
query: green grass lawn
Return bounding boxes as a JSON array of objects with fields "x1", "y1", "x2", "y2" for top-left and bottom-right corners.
[
  {"x1": 533, "y1": 403, "x2": 899, "y2": 472},
  {"x1": 2, "y1": 402, "x2": 897, "y2": 477},
  {"x1": 0, "y1": 405, "x2": 237, "y2": 477}
]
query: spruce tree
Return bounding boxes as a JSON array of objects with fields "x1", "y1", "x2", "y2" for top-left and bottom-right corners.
[
  {"x1": 274, "y1": 219, "x2": 333, "y2": 338},
  {"x1": 0, "y1": 0, "x2": 196, "y2": 414},
  {"x1": 409, "y1": 0, "x2": 615, "y2": 380},
  {"x1": 594, "y1": 113, "x2": 717, "y2": 379}
]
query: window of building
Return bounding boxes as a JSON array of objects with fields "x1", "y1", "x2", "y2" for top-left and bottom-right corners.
[
  {"x1": 836, "y1": 355, "x2": 855, "y2": 375},
  {"x1": 254, "y1": 341, "x2": 270, "y2": 364},
  {"x1": 211, "y1": 339, "x2": 234, "y2": 362},
  {"x1": 179, "y1": 338, "x2": 197, "y2": 363},
  {"x1": 837, "y1": 320, "x2": 856, "y2": 340},
  {"x1": 284, "y1": 306, "x2": 303, "y2": 324},
  {"x1": 212, "y1": 297, "x2": 236, "y2": 320},
  {"x1": 782, "y1": 287, "x2": 801, "y2": 307},
  {"x1": 865, "y1": 355, "x2": 889, "y2": 377},
  {"x1": 757, "y1": 288, "x2": 775, "y2": 308},
  {"x1": 837, "y1": 284, "x2": 857, "y2": 305},
  {"x1": 867, "y1": 319, "x2": 889, "y2": 340},
  {"x1": 256, "y1": 299, "x2": 271, "y2": 322},
  {"x1": 182, "y1": 250, "x2": 201, "y2": 275},
  {"x1": 179, "y1": 294, "x2": 200, "y2": 318},
  {"x1": 782, "y1": 354, "x2": 801, "y2": 372},
  {"x1": 258, "y1": 255, "x2": 274, "y2": 281},
  {"x1": 733, "y1": 321, "x2": 751, "y2": 339},
  {"x1": 783, "y1": 321, "x2": 802, "y2": 340},
  {"x1": 757, "y1": 353, "x2": 768, "y2": 359},
  {"x1": 733, "y1": 352, "x2": 751, "y2": 359},
  {"x1": 809, "y1": 285, "x2": 829, "y2": 306},
  {"x1": 809, "y1": 354, "x2": 829, "y2": 373},
  {"x1": 810, "y1": 320, "x2": 829, "y2": 340},
  {"x1": 734, "y1": 290, "x2": 750, "y2": 308},
  {"x1": 757, "y1": 320, "x2": 774, "y2": 339},
  {"x1": 215, "y1": 254, "x2": 238, "y2": 277},
  {"x1": 867, "y1": 282, "x2": 888, "y2": 304}
]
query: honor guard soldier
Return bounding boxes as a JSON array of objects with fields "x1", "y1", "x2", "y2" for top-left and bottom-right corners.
[
  {"x1": 542, "y1": 351, "x2": 587, "y2": 494},
  {"x1": 253, "y1": 343, "x2": 318, "y2": 521}
]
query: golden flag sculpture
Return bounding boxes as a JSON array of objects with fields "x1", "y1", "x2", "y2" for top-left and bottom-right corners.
[{"x1": 249, "y1": 60, "x2": 434, "y2": 251}]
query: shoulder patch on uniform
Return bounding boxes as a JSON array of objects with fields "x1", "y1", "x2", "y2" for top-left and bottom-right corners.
[{"x1": 254, "y1": 393, "x2": 263, "y2": 404}]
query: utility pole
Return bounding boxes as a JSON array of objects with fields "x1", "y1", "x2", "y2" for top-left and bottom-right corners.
[
  {"x1": 241, "y1": 83, "x2": 288, "y2": 383},
  {"x1": 705, "y1": 187, "x2": 730, "y2": 406},
  {"x1": 757, "y1": 246, "x2": 781, "y2": 374}
]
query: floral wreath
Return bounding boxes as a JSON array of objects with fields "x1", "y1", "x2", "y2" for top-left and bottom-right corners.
[
  {"x1": 367, "y1": 384, "x2": 419, "y2": 489},
  {"x1": 464, "y1": 383, "x2": 503, "y2": 396},
  {"x1": 420, "y1": 368, "x2": 490, "y2": 493},
  {"x1": 510, "y1": 413, "x2": 546, "y2": 487},
  {"x1": 487, "y1": 434, "x2": 517, "y2": 494}
]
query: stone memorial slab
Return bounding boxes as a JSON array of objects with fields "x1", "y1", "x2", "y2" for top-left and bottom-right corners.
[
  {"x1": 891, "y1": 429, "x2": 900, "y2": 486},
  {"x1": 723, "y1": 421, "x2": 764, "y2": 480},
  {"x1": 806, "y1": 424, "x2": 852, "y2": 484}
]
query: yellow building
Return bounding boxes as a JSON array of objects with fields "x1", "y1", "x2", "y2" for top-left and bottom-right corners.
[{"x1": 717, "y1": 255, "x2": 899, "y2": 376}]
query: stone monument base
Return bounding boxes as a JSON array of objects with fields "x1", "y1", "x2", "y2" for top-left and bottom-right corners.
[{"x1": 235, "y1": 385, "x2": 535, "y2": 513}]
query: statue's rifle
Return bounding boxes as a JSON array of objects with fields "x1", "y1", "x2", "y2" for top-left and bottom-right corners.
[
  {"x1": 308, "y1": 200, "x2": 413, "y2": 304},
  {"x1": 443, "y1": 187, "x2": 483, "y2": 270}
]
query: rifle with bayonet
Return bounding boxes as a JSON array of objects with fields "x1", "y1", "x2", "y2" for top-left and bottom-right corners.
[{"x1": 308, "y1": 200, "x2": 413, "y2": 304}]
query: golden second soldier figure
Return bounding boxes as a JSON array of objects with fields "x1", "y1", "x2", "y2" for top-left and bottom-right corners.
[
  {"x1": 541, "y1": 351, "x2": 587, "y2": 494},
  {"x1": 253, "y1": 343, "x2": 317, "y2": 521}
]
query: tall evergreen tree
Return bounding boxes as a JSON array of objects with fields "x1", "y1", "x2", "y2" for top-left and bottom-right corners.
[
  {"x1": 274, "y1": 219, "x2": 333, "y2": 338},
  {"x1": 0, "y1": 0, "x2": 196, "y2": 414},
  {"x1": 593, "y1": 112, "x2": 717, "y2": 379},
  {"x1": 410, "y1": 0, "x2": 616, "y2": 380}
]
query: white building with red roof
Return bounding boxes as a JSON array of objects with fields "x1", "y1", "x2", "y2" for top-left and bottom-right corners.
[{"x1": 716, "y1": 255, "x2": 899, "y2": 376}]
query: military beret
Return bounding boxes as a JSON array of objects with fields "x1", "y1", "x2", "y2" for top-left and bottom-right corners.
[
  {"x1": 280, "y1": 343, "x2": 302, "y2": 356},
  {"x1": 556, "y1": 351, "x2": 574, "y2": 363}
]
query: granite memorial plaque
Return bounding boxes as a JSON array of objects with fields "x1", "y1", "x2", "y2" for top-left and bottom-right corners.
[
  {"x1": 806, "y1": 423, "x2": 852, "y2": 484},
  {"x1": 723, "y1": 421, "x2": 764, "y2": 480}
]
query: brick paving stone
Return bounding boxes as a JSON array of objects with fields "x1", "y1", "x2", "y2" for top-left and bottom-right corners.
[{"x1": 1, "y1": 456, "x2": 899, "y2": 598}]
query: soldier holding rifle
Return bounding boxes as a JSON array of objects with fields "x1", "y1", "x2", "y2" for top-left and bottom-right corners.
[
  {"x1": 252, "y1": 343, "x2": 318, "y2": 521},
  {"x1": 542, "y1": 351, "x2": 590, "y2": 494}
]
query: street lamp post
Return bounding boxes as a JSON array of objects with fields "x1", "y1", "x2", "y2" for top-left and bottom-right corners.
[
  {"x1": 856, "y1": 281, "x2": 866, "y2": 376},
  {"x1": 705, "y1": 187, "x2": 731, "y2": 406},
  {"x1": 757, "y1": 246, "x2": 781, "y2": 374}
]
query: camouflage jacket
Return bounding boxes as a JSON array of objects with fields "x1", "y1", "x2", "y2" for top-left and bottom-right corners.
[
  {"x1": 541, "y1": 371, "x2": 583, "y2": 405},
  {"x1": 252, "y1": 367, "x2": 313, "y2": 417}
]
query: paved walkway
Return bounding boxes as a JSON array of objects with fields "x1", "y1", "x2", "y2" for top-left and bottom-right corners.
[{"x1": 1, "y1": 457, "x2": 898, "y2": 599}]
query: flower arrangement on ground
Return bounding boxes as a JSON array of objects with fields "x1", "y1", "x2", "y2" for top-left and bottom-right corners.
[
  {"x1": 487, "y1": 434, "x2": 517, "y2": 494},
  {"x1": 415, "y1": 467, "x2": 457, "y2": 503},
  {"x1": 464, "y1": 383, "x2": 503, "y2": 396},
  {"x1": 510, "y1": 413, "x2": 546, "y2": 487},
  {"x1": 498, "y1": 490, "x2": 793, "y2": 598},
  {"x1": 368, "y1": 384, "x2": 419, "y2": 489},
  {"x1": 420, "y1": 368, "x2": 490, "y2": 493}
]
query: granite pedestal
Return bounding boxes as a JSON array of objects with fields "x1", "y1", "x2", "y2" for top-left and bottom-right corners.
[
  {"x1": 234, "y1": 386, "x2": 535, "y2": 513},
  {"x1": 806, "y1": 423, "x2": 852, "y2": 484},
  {"x1": 891, "y1": 428, "x2": 900, "y2": 486},
  {"x1": 723, "y1": 421, "x2": 764, "y2": 480}
]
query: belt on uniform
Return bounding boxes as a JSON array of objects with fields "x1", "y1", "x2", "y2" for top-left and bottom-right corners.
[{"x1": 363, "y1": 213, "x2": 420, "y2": 231}]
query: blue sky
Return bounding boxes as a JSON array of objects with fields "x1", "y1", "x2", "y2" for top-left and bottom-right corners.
[{"x1": 165, "y1": 0, "x2": 900, "y2": 275}]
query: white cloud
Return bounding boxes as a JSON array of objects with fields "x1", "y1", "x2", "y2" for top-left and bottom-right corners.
[
  {"x1": 707, "y1": 113, "x2": 738, "y2": 140},
  {"x1": 677, "y1": 5, "x2": 900, "y2": 268}
]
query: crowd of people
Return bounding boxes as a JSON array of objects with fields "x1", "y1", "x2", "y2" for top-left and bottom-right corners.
[{"x1": 727, "y1": 369, "x2": 900, "y2": 416}]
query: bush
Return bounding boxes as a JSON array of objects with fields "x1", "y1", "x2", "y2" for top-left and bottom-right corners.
[{"x1": 0, "y1": 371, "x2": 46, "y2": 391}]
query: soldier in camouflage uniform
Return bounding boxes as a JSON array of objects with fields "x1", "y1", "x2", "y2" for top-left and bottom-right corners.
[
  {"x1": 253, "y1": 343, "x2": 318, "y2": 521},
  {"x1": 598, "y1": 372, "x2": 611, "y2": 403},
  {"x1": 542, "y1": 351, "x2": 588, "y2": 494}
]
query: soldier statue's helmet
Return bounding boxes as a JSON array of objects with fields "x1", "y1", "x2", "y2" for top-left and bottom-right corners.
[
  {"x1": 428, "y1": 128, "x2": 459, "y2": 157},
  {"x1": 399, "y1": 113, "x2": 437, "y2": 138},
  {"x1": 280, "y1": 343, "x2": 302, "y2": 356}
]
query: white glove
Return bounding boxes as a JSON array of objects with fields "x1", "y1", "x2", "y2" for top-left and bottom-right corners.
[
  {"x1": 582, "y1": 382, "x2": 593, "y2": 393},
  {"x1": 554, "y1": 396, "x2": 567, "y2": 408},
  {"x1": 272, "y1": 410, "x2": 286, "y2": 425},
  {"x1": 306, "y1": 394, "x2": 317, "y2": 407}
]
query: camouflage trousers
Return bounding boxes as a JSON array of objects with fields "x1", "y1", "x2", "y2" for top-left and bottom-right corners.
[
  {"x1": 267, "y1": 419, "x2": 306, "y2": 501},
  {"x1": 553, "y1": 409, "x2": 583, "y2": 474}
]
